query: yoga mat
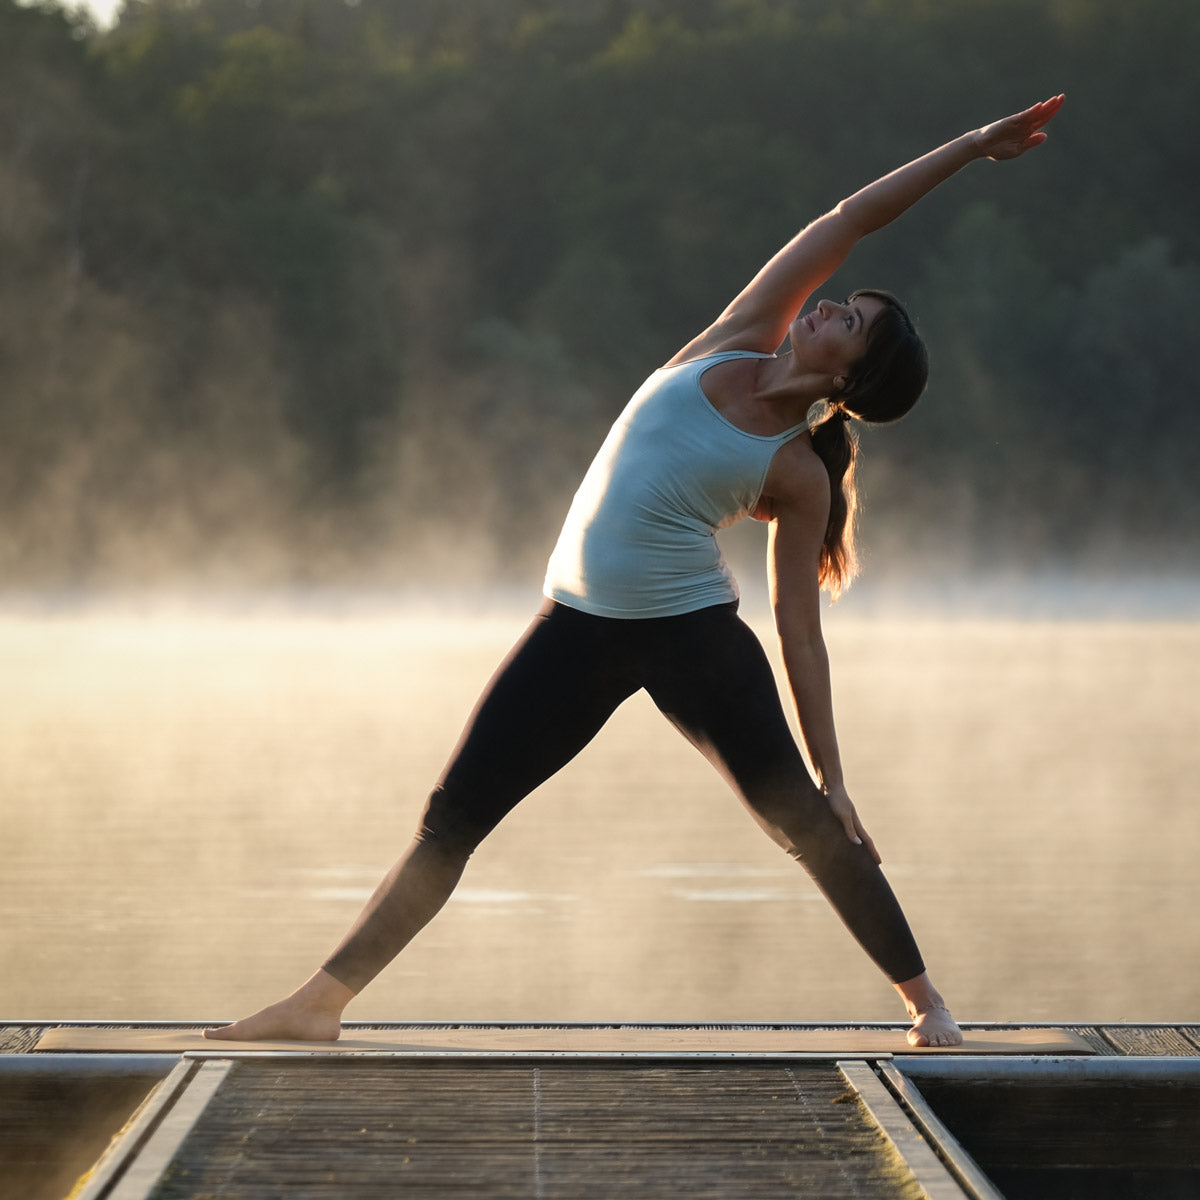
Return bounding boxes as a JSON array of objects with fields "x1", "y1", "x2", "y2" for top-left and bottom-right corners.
[{"x1": 34, "y1": 1024, "x2": 1094, "y2": 1056}]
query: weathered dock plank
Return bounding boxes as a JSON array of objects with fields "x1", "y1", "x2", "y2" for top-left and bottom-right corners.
[
  {"x1": 1102, "y1": 1025, "x2": 1200, "y2": 1056},
  {"x1": 146, "y1": 1060, "x2": 929, "y2": 1200},
  {"x1": 1062, "y1": 1025, "x2": 1115, "y2": 1054},
  {"x1": 0, "y1": 1024, "x2": 41, "y2": 1054}
]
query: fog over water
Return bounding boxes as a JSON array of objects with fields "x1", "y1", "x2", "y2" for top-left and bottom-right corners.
[
  {"x1": 2, "y1": 584, "x2": 1197, "y2": 1025},
  {"x1": 5, "y1": 0, "x2": 1199, "y2": 1024}
]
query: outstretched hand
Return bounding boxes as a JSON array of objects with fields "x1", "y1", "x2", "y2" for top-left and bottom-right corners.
[{"x1": 975, "y1": 94, "x2": 1065, "y2": 161}]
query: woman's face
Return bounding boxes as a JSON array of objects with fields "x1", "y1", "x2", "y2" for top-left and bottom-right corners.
[{"x1": 789, "y1": 295, "x2": 884, "y2": 382}]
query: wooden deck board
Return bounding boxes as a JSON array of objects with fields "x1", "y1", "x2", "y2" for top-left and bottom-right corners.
[
  {"x1": 1102, "y1": 1025, "x2": 1200, "y2": 1056},
  {"x1": 1066, "y1": 1024, "x2": 1119, "y2": 1054},
  {"x1": 147, "y1": 1059, "x2": 928, "y2": 1200},
  {"x1": 0, "y1": 1025, "x2": 41, "y2": 1054}
]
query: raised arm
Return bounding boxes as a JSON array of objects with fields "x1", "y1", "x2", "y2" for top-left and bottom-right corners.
[{"x1": 669, "y1": 94, "x2": 1064, "y2": 363}]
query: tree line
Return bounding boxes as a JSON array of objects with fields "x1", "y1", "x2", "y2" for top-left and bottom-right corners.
[{"x1": 2, "y1": 0, "x2": 1197, "y2": 593}]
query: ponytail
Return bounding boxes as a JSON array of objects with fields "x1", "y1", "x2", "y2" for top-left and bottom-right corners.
[
  {"x1": 808, "y1": 290, "x2": 929, "y2": 601},
  {"x1": 809, "y1": 408, "x2": 859, "y2": 601}
]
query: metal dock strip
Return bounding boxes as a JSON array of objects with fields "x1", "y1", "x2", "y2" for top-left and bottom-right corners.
[
  {"x1": 837, "y1": 1060, "x2": 973, "y2": 1200},
  {"x1": 874, "y1": 1062, "x2": 1004, "y2": 1200},
  {"x1": 69, "y1": 1059, "x2": 194, "y2": 1200},
  {"x1": 73, "y1": 1058, "x2": 233, "y2": 1200}
]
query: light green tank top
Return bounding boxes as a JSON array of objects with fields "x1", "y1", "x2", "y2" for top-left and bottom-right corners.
[{"x1": 543, "y1": 350, "x2": 816, "y2": 618}]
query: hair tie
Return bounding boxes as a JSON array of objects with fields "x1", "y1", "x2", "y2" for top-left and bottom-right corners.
[{"x1": 808, "y1": 399, "x2": 851, "y2": 430}]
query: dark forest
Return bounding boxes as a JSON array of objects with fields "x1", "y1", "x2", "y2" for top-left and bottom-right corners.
[{"x1": 3, "y1": 0, "x2": 1197, "y2": 595}]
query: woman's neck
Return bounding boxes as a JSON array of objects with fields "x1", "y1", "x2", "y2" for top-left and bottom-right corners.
[
  {"x1": 752, "y1": 350, "x2": 836, "y2": 416},
  {"x1": 701, "y1": 352, "x2": 832, "y2": 437}
]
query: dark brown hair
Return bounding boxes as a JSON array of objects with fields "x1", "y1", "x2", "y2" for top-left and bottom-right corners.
[{"x1": 810, "y1": 289, "x2": 928, "y2": 598}]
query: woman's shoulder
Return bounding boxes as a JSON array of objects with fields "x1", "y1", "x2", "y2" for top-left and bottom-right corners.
[{"x1": 663, "y1": 315, "x2": 782, "y2": 368}]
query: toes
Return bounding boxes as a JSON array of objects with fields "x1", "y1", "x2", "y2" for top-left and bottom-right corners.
[
  {"x1": 204, "y1": 1019, "x2": 260, "y2": 1042},
  {"x1": 905, "y1": 1013, "x2": 963, "y2": 1049},
  {"x1": 923, "y1": 1025, "x2": 963, "y2": 1048}
]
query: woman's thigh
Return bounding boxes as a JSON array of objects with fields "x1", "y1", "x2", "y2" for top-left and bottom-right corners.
[
  {"x1": 642, "y1": 606, "x2": 925, "y2": 983},
  {"x1": 431, "y1": 602, "x2": 641, "y2": 842},
  {"x1": 641, "y1": 606, "x2": 814, "y2": 821}
]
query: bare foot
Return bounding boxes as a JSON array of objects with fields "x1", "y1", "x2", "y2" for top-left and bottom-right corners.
[
  {"x1": 204, "y1": 970, "x2": 353, "y2": 1043},
  {"x1": 893, "y1": 970, "x2": 963, "y2": 1048},
  {"x1": 906, "y1": 1005, "x2": 963, "y2": 1048},
  {"x1": 204, "y1": 999, "x2": 341, "y2": 1042}
]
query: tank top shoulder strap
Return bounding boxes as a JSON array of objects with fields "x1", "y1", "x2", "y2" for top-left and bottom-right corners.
[
  {"x1": 670, "y1": 348, "x2": 774, "y2": 374},
  {"x1": 774, "y1": 409, "x2": 820, "y2": 443}
]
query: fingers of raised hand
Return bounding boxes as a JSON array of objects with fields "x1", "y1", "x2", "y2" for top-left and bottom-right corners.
[
  {"x1": 1038, "y1": 92, "x2": 1066, "y2": 117},
  {"x1": 982, "y1": 94, "x2": 1064, "y2": 159},
  {"x1": 1012, "y1": 94, "x2": 1065, "y2": 142},
  {"x1": 1026, "y1": 94, "x2": 1065, "y2": 134}
]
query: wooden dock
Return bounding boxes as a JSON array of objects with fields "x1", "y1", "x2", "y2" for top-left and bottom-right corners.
[{"x1": 3, "y1": 1021, "x2": 1198, "y2": 1199}]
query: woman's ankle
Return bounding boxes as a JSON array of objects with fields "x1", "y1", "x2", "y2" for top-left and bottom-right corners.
[
  {"x1": 893, "y1": 970, "x2": 947, "y2": 1018},
  {"x1": 297, "y1": 968, "x2": 356, "y2": 1015}
]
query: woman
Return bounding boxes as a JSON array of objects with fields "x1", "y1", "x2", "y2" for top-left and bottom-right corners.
[{"x1": 209, "y1": 95, "x2": 1063, "y2": 1048}]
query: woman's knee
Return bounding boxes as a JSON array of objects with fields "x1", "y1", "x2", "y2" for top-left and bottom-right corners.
[
  {"x1": 747, "y1": 779, "x2": 846, "y2": 863},
  {"x1": 415, "y1": 782, "x2": 502, "y2": 859}
]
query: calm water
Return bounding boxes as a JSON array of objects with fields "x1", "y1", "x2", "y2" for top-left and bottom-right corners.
[{"x1": 2, "y1": 602, "x2": 1197, "y2": 1025}]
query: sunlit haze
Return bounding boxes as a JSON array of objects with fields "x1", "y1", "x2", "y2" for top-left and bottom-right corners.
[
  {"x1": 66, "y1": 0, "x2": 119, "y2": 26},
  {"x1": 2, "y1": 608, "x2": 1197, "y2": 1022},
  {"x1": 5, "y1": 0, "x2": 1198, "y2": 1037},
  {"x1": 12, "y1": 0, "x2": 118, "y2": 30}
]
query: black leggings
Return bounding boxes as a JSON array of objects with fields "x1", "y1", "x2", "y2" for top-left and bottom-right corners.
[{"x1": 322, "y1": 599, "x2": 925, "y2": 991}]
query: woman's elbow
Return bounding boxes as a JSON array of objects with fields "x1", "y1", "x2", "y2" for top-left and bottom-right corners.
[{"x1": 773, "y1": 604, "x2": 826, "y2": 660}]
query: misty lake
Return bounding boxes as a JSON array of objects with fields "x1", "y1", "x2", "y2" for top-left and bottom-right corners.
[{"x1": 2, "y1": 599, "x2": 1197, "y2": 1026}]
